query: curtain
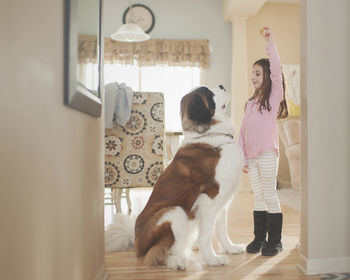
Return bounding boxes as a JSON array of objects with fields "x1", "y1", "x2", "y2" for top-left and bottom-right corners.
[
  {"x1": 78, "y1": 34, "x2": 98, "y2": 64},
  {"x1": 78, "y1": 34, "x2": 210, "y2": 68}
]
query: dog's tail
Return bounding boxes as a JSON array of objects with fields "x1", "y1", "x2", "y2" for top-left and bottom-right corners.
[
  {"x1": 105, "y1": 213, "x2": 135, "y2": 252},
  {"x1": 135, "y1": 207, "x2": 176, "y2": 266},
  {"x1": 144, "y1": 235, "x2": 173, "y2": 266}
]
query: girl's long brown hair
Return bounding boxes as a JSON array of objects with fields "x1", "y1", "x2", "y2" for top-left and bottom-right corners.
[{"x1": 247, "y1": 58, "x2": 288, "y2": 119}]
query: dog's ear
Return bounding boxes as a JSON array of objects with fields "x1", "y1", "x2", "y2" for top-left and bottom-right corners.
[{"x1": 187, "y1": 94, "x2": 213, "y2": 123}]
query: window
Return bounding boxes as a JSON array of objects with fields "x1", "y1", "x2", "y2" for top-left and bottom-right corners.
[
  {"x1": 78, "y1": 63, "x2": 99, "y2": 91},
  {"x1": 104, "y1": 64, "x2": 201, "y2": 132}
]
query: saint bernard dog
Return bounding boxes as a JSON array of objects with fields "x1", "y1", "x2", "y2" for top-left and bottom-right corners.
[{"x1": 134, "y1": 85, "x2": 245, "y2": 270}]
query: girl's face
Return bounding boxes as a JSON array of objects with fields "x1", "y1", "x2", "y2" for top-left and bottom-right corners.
[{"x1": 251, "y1": 64, "x2": 264, "y2": 89}]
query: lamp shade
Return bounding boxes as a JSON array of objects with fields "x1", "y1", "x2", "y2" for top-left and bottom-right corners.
[{"x1": 110, "y1": 23, "x2": 150, "y2": 42}]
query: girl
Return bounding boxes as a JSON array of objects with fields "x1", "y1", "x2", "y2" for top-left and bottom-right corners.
[{"x1": 239, "y1": 27, "x2": 288, "y2": 256}]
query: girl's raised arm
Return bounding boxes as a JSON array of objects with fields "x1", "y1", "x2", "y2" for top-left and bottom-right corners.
[{"x1": 261, "y1": 27, "x2": 283, "y2": 103}]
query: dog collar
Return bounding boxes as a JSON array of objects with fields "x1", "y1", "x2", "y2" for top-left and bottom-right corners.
[{"x1": 192, "y1": 133, "x2": 234, "y2": 140}]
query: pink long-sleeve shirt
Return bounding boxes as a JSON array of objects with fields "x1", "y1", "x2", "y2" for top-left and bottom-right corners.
[{"x1": 239, "y1": 40, "x2": 283, "y2": 162}]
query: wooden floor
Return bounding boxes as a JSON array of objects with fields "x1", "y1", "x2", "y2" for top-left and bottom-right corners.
[{"x1": 105, "y1": 190, "x2": 320, "y2": 280}]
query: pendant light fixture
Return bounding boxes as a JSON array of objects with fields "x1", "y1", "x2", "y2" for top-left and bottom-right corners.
[
  {"x1": 111, "y1": 23, "x2": 150, "y2": 42},
  {"x1": 110, "y1": 3, "x2": 152, "y2": 42}
]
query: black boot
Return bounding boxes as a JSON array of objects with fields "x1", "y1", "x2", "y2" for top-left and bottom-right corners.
[
  {"x1": 246, "y1": 211, "x2": 267, "y2": 253},
  {"x1": 262, "y1": 213, "x2": 283, "y2": 256}
]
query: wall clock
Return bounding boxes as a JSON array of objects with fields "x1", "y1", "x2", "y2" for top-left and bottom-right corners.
[{"x1": 122, "y1": 4, "x2": 155, "y2": 34}]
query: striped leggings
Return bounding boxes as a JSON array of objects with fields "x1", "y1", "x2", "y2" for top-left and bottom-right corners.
[{"x1": 247, "y1": 149, "x2": 281, "y2": 213}]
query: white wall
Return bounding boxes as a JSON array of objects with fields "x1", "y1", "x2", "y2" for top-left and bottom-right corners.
[
  {"x1": 103, "y1": 0, "x2": 232, "y2": 92},
  {"x1": 300, "y1": 0, "x2": 350, "y2": 274},
  {"x1": 0, "y1": 0, "x2": 106, "y2": 279}
]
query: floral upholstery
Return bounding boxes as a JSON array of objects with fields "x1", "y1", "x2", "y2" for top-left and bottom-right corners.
[{"x1": 105, "y1": 92, "x2": 165, "y2": 190}]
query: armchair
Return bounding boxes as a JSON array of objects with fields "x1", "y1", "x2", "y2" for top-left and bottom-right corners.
[{"x1": 278, "y1": 119, "x2": 301, "y2": 191}]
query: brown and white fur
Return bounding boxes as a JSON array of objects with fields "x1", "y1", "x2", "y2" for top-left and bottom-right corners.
[{"x1": 135, "y1": 85, "x2": 245, "y2": 270}]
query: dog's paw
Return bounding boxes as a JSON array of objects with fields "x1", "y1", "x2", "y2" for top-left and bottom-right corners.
[
  {"x1": 226, "y1": 243, "x2": 246, "y2": 254},
  {"x1": 206, "y1": 254, "x2": 229, "y2": 266},
  {"x1": 166, "y1": 256, "x2": 187, "y2": 270}
]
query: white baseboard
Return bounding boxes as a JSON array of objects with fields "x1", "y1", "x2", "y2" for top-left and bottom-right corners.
[
  {"x1": 298, "y1": 254, "x2": 350, "y2": 275},
  {"x1": 95, "y1": 263, "x2": 109, "y2": 280}
]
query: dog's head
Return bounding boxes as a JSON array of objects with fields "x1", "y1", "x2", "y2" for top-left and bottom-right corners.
[
  {"x1": 180, "y1": 85, "x2": 229, "y2": 133},
  {"x1": 211, "y1": 85, "x2": 230, "y2": 115}
]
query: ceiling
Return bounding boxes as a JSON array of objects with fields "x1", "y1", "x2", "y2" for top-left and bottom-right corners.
[{"x1": 223, "y1": 0, "x2": 299, "y2": 20}]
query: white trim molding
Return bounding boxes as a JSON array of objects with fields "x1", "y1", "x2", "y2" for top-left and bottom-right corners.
[
  {"x1": 298, "y1": 254, "x2": 350, "y2": 275},
  {"x1": 95, "y1": 263, "x2": 109, "y2": 280}
]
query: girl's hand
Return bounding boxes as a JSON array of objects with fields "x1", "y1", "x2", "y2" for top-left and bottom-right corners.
[
  {"x1": 242, "y1": 165, "x2": 248, "y2": 174},
  {"x1": 260, "y1": 27, "x2": 272, "y2": 42}
]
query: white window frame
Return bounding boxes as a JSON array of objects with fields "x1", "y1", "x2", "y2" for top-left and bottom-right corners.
[{"x1": 104, "y1": 63, "x2": 203, "y2": 132}]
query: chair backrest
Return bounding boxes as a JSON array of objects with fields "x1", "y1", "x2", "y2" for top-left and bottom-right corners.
[{"x1": 105, "y1": 92, "x2": 165, "y2": 189}]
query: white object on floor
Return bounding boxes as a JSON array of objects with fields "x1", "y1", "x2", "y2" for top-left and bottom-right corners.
[
  {"x1": 104, "y1": 188, "x2": 152, "y2": 252},
  {"x1": 105, "y1": 188, "x2": 152, "y2": 229},
  {"x1": 105, "y1": 213, "x2": 136, "y2": 252}
]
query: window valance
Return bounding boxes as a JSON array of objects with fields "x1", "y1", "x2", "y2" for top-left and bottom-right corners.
[
  {"x1": 78, "y1": 35, "x2": 210, "y2": 68},
  {"x1": 78, "y1": 34, "x2": 98, "y2": 64}
]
